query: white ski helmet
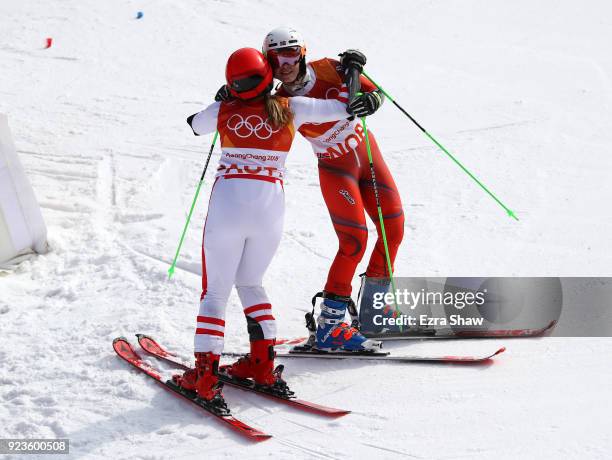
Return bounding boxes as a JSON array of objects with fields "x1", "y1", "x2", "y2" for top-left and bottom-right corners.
[{"x1": 262, "y1": 26, "x2": 306, "y2": 56}]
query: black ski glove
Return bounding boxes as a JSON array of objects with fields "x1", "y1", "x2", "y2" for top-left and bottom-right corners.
[
  {"x1": 348, "y1": 91, "x2": 383, "y2": 117},
  {"x1": 339, "y1": 49, "x2": 367, "y2": 73},
  {"x1": 214, "y1": 84, "x2": 232, "y2": 102}
]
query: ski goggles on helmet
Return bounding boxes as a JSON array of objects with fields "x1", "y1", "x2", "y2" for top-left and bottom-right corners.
[{"x1": 266, "y1": 46, "x2": 303, "y2": 68}]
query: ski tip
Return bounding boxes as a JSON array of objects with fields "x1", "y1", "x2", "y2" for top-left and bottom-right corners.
[
  {"x1": 253, "y1": 434, "x2": 273, "y2": 442},
  {"x1": 113, "y1": 336, "x2": 128, "y2": 345},
  {"x1": 227, "y1": 421, "x2": 272, "y2": 441},
  {"x1": 494, "y1": 346, "x2": 507, "y2": 356},
  {"x1": 475, "y1": 346, "x2": 506, "y2": 363}
]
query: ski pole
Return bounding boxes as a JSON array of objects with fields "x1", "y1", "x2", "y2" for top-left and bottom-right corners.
[
  {"x1": 360, "y1": 114, "x2": 401, "y2": 323},
  {"x1": 347, "y1": 67, "x2": 401, "y2": 323},
  {"x1": 167, "y1": 131, "x2": 219, "y2": 279},
  {"x1": 362, "y1": 70, "x2": 519, "y2": 221}
]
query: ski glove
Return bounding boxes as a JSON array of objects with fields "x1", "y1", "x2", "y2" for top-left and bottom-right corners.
[
  {"x1": 348, "y1": 91, "x2": 383, "y2": 117},
  {"x1": 214, "y1": 84, "x2": 232, "y2": 102},
  {"x1": 339, "y1": 49, "x2": 367, "y2": 73}
]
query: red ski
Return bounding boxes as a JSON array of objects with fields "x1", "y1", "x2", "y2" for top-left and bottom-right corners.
[
  {"x1": 112, "y1": 337, "x2": 271, "y2": 442},
  {"x1": 454, "y1": 320, "x2": 558, "y2": 338},
  {"x1": 275, "y1": 337, "x2": 308, "y2": 345},
  {"x1": 136, "y1": 334, "x2": 350, "y2": 418},
  {"x1": 224, "y1": 337, "x2": 506, "y2": 363},
  {"x1": 274, "y1": 344, "x2": 507, "y2": 363}
]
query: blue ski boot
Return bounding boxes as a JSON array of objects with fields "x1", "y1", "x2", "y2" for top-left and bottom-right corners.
[{"x1": 315, "y1": 292, "x2": 381, "y2": 351}]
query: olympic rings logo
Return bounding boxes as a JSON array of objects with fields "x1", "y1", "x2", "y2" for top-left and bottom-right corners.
[{"x1": 226, "y1": 114, "x2": 281, "y2": 140}]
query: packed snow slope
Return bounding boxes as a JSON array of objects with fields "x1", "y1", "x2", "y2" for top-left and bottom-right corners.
[{"x1": 1, "y1": 1, "x2": 611, "y2": 459}]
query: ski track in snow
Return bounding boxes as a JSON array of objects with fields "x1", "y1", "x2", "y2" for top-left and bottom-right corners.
[{"x1": 1, "y1": 0, "x2": 612, "y2": 459}]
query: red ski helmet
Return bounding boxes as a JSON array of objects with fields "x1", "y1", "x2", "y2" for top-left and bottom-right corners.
[{"x1": 225, "y1": 48, "x2": 273, "y2": 100}]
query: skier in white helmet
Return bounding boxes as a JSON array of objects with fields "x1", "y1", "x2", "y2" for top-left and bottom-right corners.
[{"x1": 216, "y1": 27, "x2": 404, "y2": 352}]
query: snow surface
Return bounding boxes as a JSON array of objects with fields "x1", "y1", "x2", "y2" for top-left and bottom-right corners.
[{"x1": 1, "y1": 1, "x2": 612, "y2": 458}]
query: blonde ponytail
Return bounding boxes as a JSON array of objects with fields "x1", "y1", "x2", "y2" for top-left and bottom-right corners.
[{"x1": 264, "y1": 94, "x2": 293, "y2": 128}]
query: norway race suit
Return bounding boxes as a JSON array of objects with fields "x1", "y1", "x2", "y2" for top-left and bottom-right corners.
[{"x1": 276, "y1": 58, "x2": 404, "y2": 297}]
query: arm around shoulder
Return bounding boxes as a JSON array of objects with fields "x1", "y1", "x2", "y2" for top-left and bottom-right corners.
[{"x1": 290, "y1": 96, "x2": 350, "y2": 128}]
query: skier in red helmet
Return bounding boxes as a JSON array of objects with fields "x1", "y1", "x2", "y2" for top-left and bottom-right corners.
[{"x1": 174, "y1": 48, "x2": 376, "y2": 406}]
